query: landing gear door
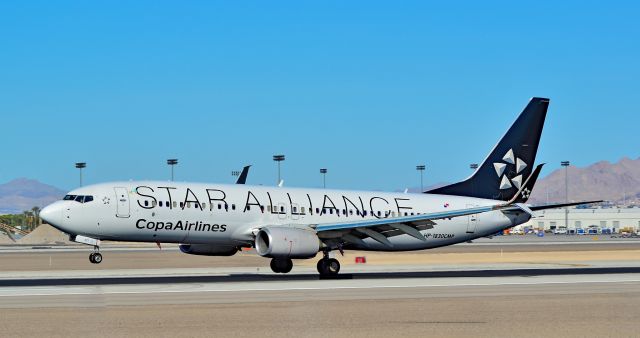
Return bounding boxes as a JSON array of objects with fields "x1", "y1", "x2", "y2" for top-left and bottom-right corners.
[
  {"x1": 466, "y1": 204, "x2": 478, "y2": 233},
  {"x1": 114, "y1": 187, "x2": 130, "y2": 218}
]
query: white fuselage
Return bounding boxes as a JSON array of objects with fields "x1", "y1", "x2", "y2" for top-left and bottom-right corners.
[{"x1": 42, "y1": 181, "x2": 530, "y2": 252}]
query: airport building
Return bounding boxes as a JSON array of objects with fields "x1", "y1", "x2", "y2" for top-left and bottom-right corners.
[{"x1": 518, "y1": 207, "x2": 640, "y2": 233}]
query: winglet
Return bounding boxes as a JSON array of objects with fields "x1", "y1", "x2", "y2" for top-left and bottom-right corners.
[
  {"x1": 497, "y1": 163, "x2": 544, "y2": 208},
  {"x1": 235, "y1": 165, "x2": 251, "y2": 184}
]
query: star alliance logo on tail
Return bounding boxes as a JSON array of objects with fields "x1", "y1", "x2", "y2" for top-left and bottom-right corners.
[{"x1": 493, "y1": 149, "x2": 527, "y2": 190}]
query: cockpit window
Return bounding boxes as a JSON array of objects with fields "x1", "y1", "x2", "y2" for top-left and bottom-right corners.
[{"x1": 63, "y1": 195, "x2": 94, "y2": 203}]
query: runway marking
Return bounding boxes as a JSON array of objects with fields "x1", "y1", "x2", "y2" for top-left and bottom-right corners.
[{"x1": 1, "y1": 276, "x2": 640, "y2": 297}]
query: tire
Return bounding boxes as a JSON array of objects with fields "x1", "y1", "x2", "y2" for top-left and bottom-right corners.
[
  {"x1": 326, "y1": 258, "x2": 340, "y2": 274},
  {"x1": 317, "y1": 259, "x2": 327, "y2": 274},
  {"x1": 270, "y1": 258, "x2": 281, "y2": 273},
  {"x1": 89, "y1": 253, "x2": 95, "y2": 264},
  {"x1": 93, "y1": 253, "x2": 103, "y2": 264},
  {"x1": 281, "y1": 259, "x2": 293, "y2": 274}
]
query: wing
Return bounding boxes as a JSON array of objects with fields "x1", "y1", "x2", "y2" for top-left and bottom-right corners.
[{"x1": 314, "y1": 204, "x2": 498, "y2": 248}]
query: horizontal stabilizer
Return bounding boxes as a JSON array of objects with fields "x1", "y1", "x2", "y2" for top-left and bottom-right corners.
[{"x1": 529, "y1": 200, "x2": 603, "y2": 211}]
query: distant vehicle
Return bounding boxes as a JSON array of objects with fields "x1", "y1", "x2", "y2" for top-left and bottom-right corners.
[
  {"x1": 576, "y1": 228, "x2": 586, "y2": 235},
  {"x1": 554, "y1": 226, "x2": 568, "y2": 235},
  {"x1": 601, "y1": 228, "x2": 612, "y2": 235}
]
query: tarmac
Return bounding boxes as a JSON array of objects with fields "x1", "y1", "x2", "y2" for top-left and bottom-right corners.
[{"x1": 1, "y1": 237, "x2": 640, "y2": 337}]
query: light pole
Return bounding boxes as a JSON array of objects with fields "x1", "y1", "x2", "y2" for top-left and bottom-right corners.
[
  {"x1": 273, "y1": 155, "x2": 285, "y2": 185},
  {"x1": 167, "y1": 159, "x2": 178, "y2": 181},
  {"x1": 75, "y1": 162, "x2": 86, "y2": 187},
  {"x1": 320, "y1": 168, "x2": 327, "y2": 188},
  {"x1": 561, "y1": 161, "x2": 570, "y2": 228},
  {"x1": 416, "y1": 165, "x2": 425, "y2": 192}
]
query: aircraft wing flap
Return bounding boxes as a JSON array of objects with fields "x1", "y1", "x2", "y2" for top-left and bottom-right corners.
[{"x1": 314, "y1": 205, "x2": 495, "y2": 233}]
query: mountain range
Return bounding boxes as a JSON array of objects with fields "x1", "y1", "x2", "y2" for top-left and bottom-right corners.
[
  {"x1": 0, "y1": 178, "x2": 66, "y2": 214},
  {"x1": 528, "y1": 157, "x2": 640, "y2": 205},
  {"x1": 0, "y1": 157, "x2": 638, "y2": 214}
]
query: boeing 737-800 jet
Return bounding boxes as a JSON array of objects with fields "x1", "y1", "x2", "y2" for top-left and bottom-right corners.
[{"x1": 39, "y1": 98, "x2": 598, "y2": 276}]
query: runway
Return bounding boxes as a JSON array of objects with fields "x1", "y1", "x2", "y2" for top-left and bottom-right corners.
[
  {"x1": 1, "y1": 267, "x2": 639, "y2": 337},
  {"x1": 2, "y1": 239, "x2": 640, "y2": 337}
]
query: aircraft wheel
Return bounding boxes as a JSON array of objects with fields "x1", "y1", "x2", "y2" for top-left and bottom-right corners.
[
  {"x1": 92, "y1": 253, "x2": 103, "y2": 264},
  {"x1": 89, "y1": 253, "x2": 95, "y2": 263},
  {"x1": 316, "y1": 259, "x2": 327, "y2": 274},
  {"x1": 317, "y1": 258, "x2": 340, "y2": 275},
  {"x1": 326, "y1": 258, "x2": 340, "y2": 274},
  {"x1": 270, "y1": 258, "x2": 281, "y2": 273},
  {"x1": 281, "y1": 259, "x2": 293, "y2": 273}
]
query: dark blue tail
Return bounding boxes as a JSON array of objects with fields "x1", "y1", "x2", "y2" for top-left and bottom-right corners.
[{"x1": 427, "y1": 97, "x2": 549, "y2": 201}]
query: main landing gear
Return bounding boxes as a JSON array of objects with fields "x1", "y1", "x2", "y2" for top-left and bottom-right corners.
[
  {"x1": 317, "y1": 251, "x2": 340, "y2": 276},
  {"x1": 270, "y1": 258, "x2": 293, "y2": 273},
  {"x1": 89, "y1": 246, "x2": 102, "y2": 264}
]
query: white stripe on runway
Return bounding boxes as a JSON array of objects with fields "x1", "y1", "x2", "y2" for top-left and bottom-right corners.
[{"x1": 1, "y1": 275, "x2": 639, "y2": 297}]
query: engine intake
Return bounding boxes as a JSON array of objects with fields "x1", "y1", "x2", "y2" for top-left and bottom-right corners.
[
  {"x1": 255, "y1": 227, "x2": 320, "y2": 259},
  {"x1": 179, "y1": 244, "x2": 238, "y2": 256}
]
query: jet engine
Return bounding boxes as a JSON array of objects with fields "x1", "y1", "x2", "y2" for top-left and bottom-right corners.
[
  {"x1": 255, "y1": 227, "x2": 320, "y2": 259},
  {"x1": 179, "y1": 244, "x2": 238, "y2": 256}
]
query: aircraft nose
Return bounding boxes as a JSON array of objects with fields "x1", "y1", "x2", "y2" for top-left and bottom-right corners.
[{"x1": 40, "y1": 203, "x2": 63, "y2": 227}]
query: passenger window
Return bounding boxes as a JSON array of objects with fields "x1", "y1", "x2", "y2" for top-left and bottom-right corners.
[
  {"x1": 232, "y1": 204, "x2": 236, "y2": 210},
  {"x1": 316, "y1": 208, "x2": 320, "y2": 214},
  {"x1": 202, "y1": 203, "x2": 206, "y2": 209},
  {"x1": 301, "y1": 207, "x2": 305, "y2": 213},
  {"x1": 152, "y1": 201, "x2": 157, "y2": 207},
  {"x1": 180, "y1": 202, "x2": 184, "y2": 208},
  {"x1": 260, "y1": 205, "x2": 265, "y2": 212},
  {"x1": 330, "y1": 209, "x2": 333, "y2": 214},
  {"x1": 144, "y1": 200, "x2": 149, "y2": 207},
  {"x1": 293, "y1": 206, "x2": 297, "y2": 213},
  {"x1": 377, "y1": 211, "x2": 381, "y2": 217},
  {"x1": 280, "y1": 206, "x2": 284, "y2": 212},
  {"x1": 173, "y1": 201, "x2": 177, "y2": 208},
  {"x1": 159, "y1": 201, "x2": 163, "y2": 207},
  {"x1": 218, "y1": 204, "x2": 222, "y2": 210},
  {"x1": 349, "y1": 210, "x2": 353, "y2": 215},
  {"x1": 247, "y1": 205, "x2": 251, "y2": 211}
]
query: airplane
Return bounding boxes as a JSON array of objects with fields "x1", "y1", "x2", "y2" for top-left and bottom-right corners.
[{"x1": 39, "y1": 97, "x2": 599, "y2": 276}]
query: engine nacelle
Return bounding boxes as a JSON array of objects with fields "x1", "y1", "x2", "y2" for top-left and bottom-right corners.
[
  {"x1": 255, "y1": 227, "x2": 320, "y2": 259},
  {"x1": 179, "y1": 244, "x2": 238, "y2": 256}
]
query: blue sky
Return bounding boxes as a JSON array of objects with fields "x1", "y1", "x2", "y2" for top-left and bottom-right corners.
[{"x1": 1, "y1": 1, "x2": 638, "y2": 191}]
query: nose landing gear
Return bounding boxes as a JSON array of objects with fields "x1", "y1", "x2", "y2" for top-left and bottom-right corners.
[
  {"x1": 89, "y1": 246, "x2": 102, "y2": 264},
  {"x1": 317, "y1": 251, "x2": 340, "y2": 276}
]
